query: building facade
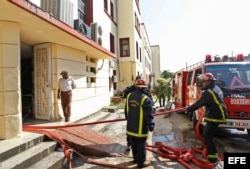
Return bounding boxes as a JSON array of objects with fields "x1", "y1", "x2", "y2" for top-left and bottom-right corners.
[
  {"x1": 117, "y1": 0, "x2": 144, "y2": 90},
  {"x1": 41, "y1": 0, "x2": 74, "y2": 27},
  {"x1": 151, "y1": 45, "x2": 161, "y2": 84},
  {"x1": 0, "y1": 0, "x2": 159, "y2": 140},
  {"x1": 141, "y1": 23, "x2": 153, "y2": 86},
  {"x1": 0, "y1": 0, "x2": 117, "y2": 139}
]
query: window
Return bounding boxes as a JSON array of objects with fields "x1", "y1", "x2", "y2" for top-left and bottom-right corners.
[
  {"x1": 78, "y1": 0, "x2": 93, "y2": 25},
  {"x1": 78, "y1": 0, "x2": 86, "y2": 21},
  {"x1": 135, "y1": 0, "x2": 140, "y2": 10},
  {"x1": 206, "y1": 64, "x2": 250, "y2": 88},
  {"x1": 110, "y1": 33, "x2": 115, "y2": 53},
  {"x1": 120, "y1": 38, "x2": 130, "y2": 57},
  {"x1": 136, "y1": 41, "x2": 138, "y2": 59},
  {"x1": 110, "y1": 1, "x2": 114, "y2": 19},
  {"x1": 194, "y1": 68, "x2": 202, "y2": 84},
  {"x1": 139, "y1": 47, "x2": 141, "y2": 62},
  {"x1": 134, "y1": 13, "x2": 140, "y2": 35},
  {"x1": 113, "y1": 70, "x2": 117, "y2": 90},
  {"x1": 104, "y1": 0, "x2": 108, "y2": 12}
]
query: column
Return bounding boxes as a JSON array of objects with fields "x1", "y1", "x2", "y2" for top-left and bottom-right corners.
[{"x1": 0, "y1": 21, "x2": 22, "y2": 139}]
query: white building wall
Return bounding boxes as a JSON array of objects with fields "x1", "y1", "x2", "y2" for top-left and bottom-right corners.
[
  {"x1": 52, "y1": 44, "x2": 111, "y2": 121},
  {"x1": 141, "y1": 23, "x2": 152, "y2": 82},
  {"x1": 92, "y1": 0, "x2": 118, "y2": 54},
  {"x1": 151, "y1": 45, "x2": 161, "y2": 81},
  {"x1": 91, "y1": 0, "x2": 118, "y2": 94}
]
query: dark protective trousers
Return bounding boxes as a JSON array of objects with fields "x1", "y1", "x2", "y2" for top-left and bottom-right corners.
[
  {"x1": 203, "y1": 122, "x2": 219, "y2": 163},
  {"x1": 60, "y1": 91, "x2": 72, "y2": 119},
  {"x1": 159, "y1": 94, "x2": 165, "y2": 107},
  {"x1": 128, "y1": 136, "x2": 147, "y2": 164}
]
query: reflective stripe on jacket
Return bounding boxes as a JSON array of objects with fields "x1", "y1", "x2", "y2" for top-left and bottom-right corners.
[
  {"x1": 125, "y1": 89, "x2": 155, "y2": 138},
  {"x1": 204, "y1": 89, "x2": 227, "y2": 123},
  {"x1": 187, "y1": 84, "x2": 227, "y2": 124}
]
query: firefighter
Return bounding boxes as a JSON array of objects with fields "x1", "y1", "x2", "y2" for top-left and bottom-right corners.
[
  {"x1": 122, "y1": 75, "x2": 152, "y2": 101},
  {"x1": 122, "y1": 75, "x2": 154, "y2": 151},
  {"x1": 125, "y1": 78, "x2": 155, "y2": 168},
  {"x1": 181, "y1": 73, "x2": 227, "y2": 168}
]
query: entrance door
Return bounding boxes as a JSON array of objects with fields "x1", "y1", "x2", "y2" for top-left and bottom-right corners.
[{"x1": 33, "y1": 43, "x2": 52, "y2": 120}]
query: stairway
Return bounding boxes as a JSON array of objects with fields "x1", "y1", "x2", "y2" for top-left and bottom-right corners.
[
  {"x1": 0, "y1": 132, "x2": 65, "y2": 169},
  {"x1": 0, "y1": 107, "x2": 123, "y2": 169}
]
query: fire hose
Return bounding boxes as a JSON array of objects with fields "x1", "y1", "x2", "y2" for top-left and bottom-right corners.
[
  {"x1": 23, "y1": 107, "x2": 213, "y2": 169},
  {"x1": 152, "y1": 107, "x2": 215, "y2": 169},
  {"x1": 24, "y1": 124, "x2": 130, "y2": 169},
  {"x1": 146, "y1": 142, "x2": 214, "y2": 169}
]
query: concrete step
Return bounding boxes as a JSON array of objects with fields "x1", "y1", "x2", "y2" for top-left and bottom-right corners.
[
  {"x1": 84, "y1": 110, "x2": 125, "y2": 132},
  {"x1": 0, "y1": 140, "x2": 57, "y2": 169},
  {"x1": 101, "y1": 106, "x2": 119, "y2": 113},
  {"x1": 27, "y1": 151, "x2": 65, "y2": 169},
  {"x1": 0, "y1": 108, "x2": 124, "y2": 169},
  {"x1": 0, "y1": 132, "x2": 44, "y2": 162}
]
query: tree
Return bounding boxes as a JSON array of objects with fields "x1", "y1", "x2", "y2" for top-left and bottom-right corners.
[{"x1": 161, "y1": 70, "x2": 173, "y2": 79}]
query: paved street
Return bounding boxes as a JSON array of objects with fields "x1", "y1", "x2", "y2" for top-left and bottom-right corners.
[{"x1": 60, "y1": 106, "x2": 250, "y2": 169}]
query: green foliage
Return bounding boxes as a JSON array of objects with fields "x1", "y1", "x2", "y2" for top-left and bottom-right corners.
[
  {"x1": 156, "y1": 77, "x2": 170, "y2": 84},
  {"x1": 161, "y1": 70, "x2": 174, "y2": 79}
]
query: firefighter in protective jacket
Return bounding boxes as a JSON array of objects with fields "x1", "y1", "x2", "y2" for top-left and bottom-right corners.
[
  {"x1": 184, "y1": 73, "x2": 227, "y2": 165},
  {"x1": 122, "y1": 75, "x2": 154, "y2": 151},
  {"x1": 125, "y1": 78, "x2": 155, "y2": 168},
  {"x1": 122, "y1": 75, "x2": 153, "y2": 101}
]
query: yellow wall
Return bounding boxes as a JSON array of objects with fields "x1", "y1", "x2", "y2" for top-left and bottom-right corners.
[
  {"x1": 0, "y1": 21, "x2": 22, "y2": 139},
  {"x1": 52, "y1": 44, "x2": 112, "y2": 121}
]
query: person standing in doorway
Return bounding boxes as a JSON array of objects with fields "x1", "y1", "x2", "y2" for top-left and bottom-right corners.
[
  {"x1": 58, "y1": 70, "x2": 76, "y2": 122},
  {"x1": 125, "y1": 78, "x2": 155, "y2": 168}
]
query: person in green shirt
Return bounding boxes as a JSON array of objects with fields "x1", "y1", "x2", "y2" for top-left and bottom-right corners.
[{"x1": 157, "y1": 82, "x2": 167, "y2": 107}]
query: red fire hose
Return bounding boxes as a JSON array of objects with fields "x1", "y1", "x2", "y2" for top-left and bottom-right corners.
[
  {"x1": 194, "y1": 116, "x2": 208, "y2": 158},
  {"x1": 146, "y1": 142, "x2": 214, "y2": 169},
  {"x1": 23, "y1": 108, "x2": 187, "y2": 130},
  {"x1": 23, "y1": 107, "x2": 213, "y2": 169},
  {"x1": 24, "y1": 126, "x2": 130, "y2": 169}
]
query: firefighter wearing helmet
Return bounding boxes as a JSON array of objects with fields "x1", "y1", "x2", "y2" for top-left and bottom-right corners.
[
  {"x1": 124, "y1": 78, "x2": 155, "y2": 168},
  {"x1": 122, "y1": 75, "x2": 152, "y2": 100},
  {"x1": 121, "y1": 75, "x2": 154, "y2": 152},
  {"x1": 183, "y1": 73, "x2": 227, "y2": 167}
]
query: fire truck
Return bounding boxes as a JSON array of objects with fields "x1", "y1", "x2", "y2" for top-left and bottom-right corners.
[{"x1": 173, "y1": 54, "x2": 250, "y2": 135}]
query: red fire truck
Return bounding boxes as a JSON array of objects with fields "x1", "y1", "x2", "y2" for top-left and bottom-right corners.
[{"x1": 173, "y1": 54, "x2": 250, "y2": 135}]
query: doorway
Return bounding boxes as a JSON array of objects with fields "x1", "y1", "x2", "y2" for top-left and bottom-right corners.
[{"x1": 21, "y1": 42, "x2": 33, "y2": 120}]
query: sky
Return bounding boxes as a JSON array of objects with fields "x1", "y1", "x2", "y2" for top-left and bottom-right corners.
[{"x1": 140, "y1": 0, "x2": 250, "y2": 72}]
